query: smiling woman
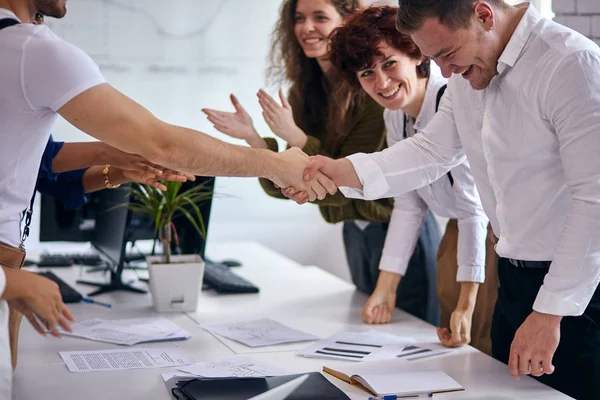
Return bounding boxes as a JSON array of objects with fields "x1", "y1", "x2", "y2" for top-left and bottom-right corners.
[{"x1": 202, "y1": 0, "x2": 443, "y2": 326}]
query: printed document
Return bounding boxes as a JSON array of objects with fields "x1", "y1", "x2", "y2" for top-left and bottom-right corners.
[
  {"x1": 199, "y1": 318, "x2": 318, "y2": 347},
  {"x1": 60, "y1": 347, "x2": 195, "y2": 373},
  {"x1": 299, "y1": 330, "x2": 415, "y2": 362},
  {"x1": 177, "y1": 355, "x2": 289, "y2": 378},
  {"x1": 60, "y1": 317, "x2": 191, "y2": 346}
]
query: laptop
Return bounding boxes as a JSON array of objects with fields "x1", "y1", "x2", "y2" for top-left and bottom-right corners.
[{"x1": 248, "y1": 374, "x2": 309, "y2": 400}]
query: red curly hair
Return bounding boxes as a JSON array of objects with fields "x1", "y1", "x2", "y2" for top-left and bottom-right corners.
[{"x1": 329, "y1": 5, "x2": 430, "y2": 88}]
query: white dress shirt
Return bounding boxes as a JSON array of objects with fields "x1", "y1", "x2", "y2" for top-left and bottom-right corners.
[
  {"x1": 0, "y1": 268, "x2": 10, "y2": 400},
  {"x1": 0, "y1": 9, "x2": 105, "y2": 247},
  {"x1": 345, "y1": 72, "x2": 489, "y2": 282},
  {"x1": 341, "y1": 4, "x2": 600, "y2": 316}
]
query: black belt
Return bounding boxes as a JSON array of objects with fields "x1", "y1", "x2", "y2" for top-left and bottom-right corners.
[{"x1": 508, "y1": 259, "x2": 551, "y2": 269}]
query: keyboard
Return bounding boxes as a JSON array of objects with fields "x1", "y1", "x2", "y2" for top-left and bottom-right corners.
[
  {"x1": 202, "y1": 261, "x2": 259, "y2": 294},
  {"x1": 36, "y1": 253, "x2": 103, "y2": 267},
  {"x1": 37, "y1": 271, "x2": 83, "y2": 303}
]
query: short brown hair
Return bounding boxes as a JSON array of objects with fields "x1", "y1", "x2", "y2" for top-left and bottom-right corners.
[
  {"x1": 329, "y1": 6, "x2": 429, "y2": 88},
  {"x1": 396, "y1": 0, "x2": 505, "y2": 33}
]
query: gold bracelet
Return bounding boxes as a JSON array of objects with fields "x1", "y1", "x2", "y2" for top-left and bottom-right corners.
[{"x1": 102, "y1": 164, "x2": 121, "y2": 189}]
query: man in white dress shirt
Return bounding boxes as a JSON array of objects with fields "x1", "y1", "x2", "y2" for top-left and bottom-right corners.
[{"x1": 303, "y1": 1, "x2": 600, "y2": 398}]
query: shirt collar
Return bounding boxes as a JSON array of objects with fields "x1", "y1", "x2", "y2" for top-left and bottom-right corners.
[
  {"x1": 0, "y1": 8, "x2": 21, "y2": 22},
  {"x1": 496, "y1": 3, "x2": 541, "y2": 75}
]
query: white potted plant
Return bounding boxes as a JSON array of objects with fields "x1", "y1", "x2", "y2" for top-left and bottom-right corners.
[{"x1": 128, "y1": 181, "x2": 212, "y2": 312}]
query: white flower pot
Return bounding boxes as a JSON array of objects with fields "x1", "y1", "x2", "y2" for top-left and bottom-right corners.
[{"x1": 146, "y1": 254, "x2": 204, "y2": 313}]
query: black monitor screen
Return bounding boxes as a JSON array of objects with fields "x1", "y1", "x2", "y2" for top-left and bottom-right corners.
[
  {"x1": 39, "y1": 194, "x2": 96, "y2": 242},
  {"x1": 90, "y1": 184, "x2": 131, "y2": 271}
]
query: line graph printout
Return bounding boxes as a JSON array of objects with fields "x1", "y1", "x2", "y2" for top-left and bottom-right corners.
[{"x1": 200, "y1": 318, "x2": 319, "y2": 347}]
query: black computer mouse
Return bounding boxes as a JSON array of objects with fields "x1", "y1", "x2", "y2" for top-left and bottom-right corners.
[{"x1": 220, "y1": 259, "x2": 242, "y2": 267}]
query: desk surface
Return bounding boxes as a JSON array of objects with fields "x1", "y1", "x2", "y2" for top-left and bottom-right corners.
[{"x1": 14, "y1": 241, "x2": 571, "y2": 400}]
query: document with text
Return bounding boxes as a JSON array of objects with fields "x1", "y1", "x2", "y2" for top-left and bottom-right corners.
[{"x1": 59, "y1": 347, "x2": 195, "y2": 373}]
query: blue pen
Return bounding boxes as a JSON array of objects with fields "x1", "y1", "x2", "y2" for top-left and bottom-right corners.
[
  {"x1": 82, "y1": 297, "x2": 112, "y2": 308},
  {"x1": 368, "y1": 394, "x2": 433, "y2": 400}
]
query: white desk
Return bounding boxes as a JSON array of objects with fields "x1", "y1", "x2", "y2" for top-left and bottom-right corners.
[{"x1": 14, "y1": 241, "x2": 571, "y2": 400}]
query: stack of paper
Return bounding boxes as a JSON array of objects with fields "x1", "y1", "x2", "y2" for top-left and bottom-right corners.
[
  {"x1": 199, "y1": 318, "x2": 319, "y2": 347},
  {"x1": 298, "y1": 330, "x2": 416, "y2": 362},
  {"x1": 61, "y1": 317, "x2": 191, "y2": 345}
]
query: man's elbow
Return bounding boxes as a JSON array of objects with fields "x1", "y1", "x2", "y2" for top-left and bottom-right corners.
[{"x1": 140, "y1": 121, "x2": 176, "y2": 168}]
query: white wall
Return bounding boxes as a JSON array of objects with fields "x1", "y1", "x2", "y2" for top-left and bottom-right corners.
[{"x1": 31, "y1": 0, "x2": 352, "y2": 280}]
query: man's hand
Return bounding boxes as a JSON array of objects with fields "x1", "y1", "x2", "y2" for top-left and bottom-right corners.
[
  {"x1": 509, "y1": 311, "x2": 561, "y2": 379},
  {"x1": 257, "y1": 89, "x2": 307, "y2": 148},
  {"x1": 437, "y1": 308, "x2": 473, "y2": 348},
  {"x1": 271, "y1": 148, "x2": 337, "y2": 202},
  {"x1": 6, "y1": 271, "x2": 74, "y2": 337},
  {"x1": 303, "y1": 155, "x2": 363, "y2": 189}
]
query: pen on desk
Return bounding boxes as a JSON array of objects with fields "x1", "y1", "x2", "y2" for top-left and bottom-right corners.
[
  {"x1": 368, "y1": 394, "x2": 433, "y2": 400},
  {"x1": 82, "y1": 297, "x2": 112, "y2": 308}
]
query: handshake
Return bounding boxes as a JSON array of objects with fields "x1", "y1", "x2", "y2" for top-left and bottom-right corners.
[{"x1": 268, "y1": 148, "x2": 361, "y2": 204}]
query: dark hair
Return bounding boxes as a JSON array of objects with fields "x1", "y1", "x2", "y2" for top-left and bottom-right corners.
[
  {"x1": 329, "y1": 5, "x2": 430, "y2": 89},
  {"x1": 267, "y1": 0, "x2": 364, "y2": 150},
  {"x1": 396, "y1": 0, "x2": 505, "y2": 33}
]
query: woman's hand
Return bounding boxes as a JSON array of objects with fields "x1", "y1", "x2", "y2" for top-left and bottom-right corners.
[
  {"x1": 203, "y1": 94, "x2": 259, "y2": 141},
  {"x1": 113, "y1": 167, "x2": 194, "y2": 191},
  {"x1": 257, "y1": 89, "x2": 307, "y2": 148},
  {"x1": 7, "y1": 270, "x2": 74, "y2": 337},
  {"x1": 362, "y1": 288, "x2": 397, "y2": 324}
]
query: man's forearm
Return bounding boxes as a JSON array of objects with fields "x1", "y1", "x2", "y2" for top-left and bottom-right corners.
[{"x1": 149, "y1": 123, "x2": 280, "y2": 180}]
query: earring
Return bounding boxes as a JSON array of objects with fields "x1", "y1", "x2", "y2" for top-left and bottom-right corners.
[{"x1": 416, "y1": 61, "x2": 422, "y2": 66}]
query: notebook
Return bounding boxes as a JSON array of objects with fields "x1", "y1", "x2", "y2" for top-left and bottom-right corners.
[
  {"x1": 323, "y1": 360, "x2": 464, "y2": 397},
  {"x1": 173, "y1": 372, "x2": 350, "y2": 400}
]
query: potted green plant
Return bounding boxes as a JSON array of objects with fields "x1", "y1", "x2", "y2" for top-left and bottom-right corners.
[{"x1": 128, "y1": 180, "x2": 213, "y2": 312}]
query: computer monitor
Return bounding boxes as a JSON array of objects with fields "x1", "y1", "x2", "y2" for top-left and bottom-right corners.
[
  {"x1": 170, "y1": 177, "x2": 215, "y2": 259},
  {"x1": 39, "y1": 191, "x2": 156, "y2": 243},
  {"x1": 76, "y1": 183, "x2": 147, "y2": 296},
  {"x1": 39, "y1": 194, "x2": 96, "y2": 242}
]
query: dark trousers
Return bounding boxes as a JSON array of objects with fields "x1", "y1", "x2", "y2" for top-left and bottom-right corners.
[
  {"x1": 491, "y1": 257, "x2": 600, "y2": 400},
  {"x1": 343, "y1": 210, "x2": 441, "y2": 326}
]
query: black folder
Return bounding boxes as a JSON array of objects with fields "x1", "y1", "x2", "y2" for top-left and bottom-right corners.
[{"x1": 172, "y1": 372, "x2": 350, "y2": 400}]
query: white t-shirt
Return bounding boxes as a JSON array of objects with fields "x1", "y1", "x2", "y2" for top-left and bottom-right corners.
[
  {"x1": 0, "y1": 9, "x2": 105, "y2": 247},
  {"x1": 0, "y1": 268, "x2": 10, "y2": 400}
]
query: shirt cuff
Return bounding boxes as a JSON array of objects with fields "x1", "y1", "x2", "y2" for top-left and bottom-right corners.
[
  {"x1": 378, "y1": 255, "x2": 409, "y2": 277},
  {"x1": 533, "y1": 285, "x2": 583, "y2": 316},
  {"x1": 0, "y1": 267, "x2": 6, "y2": 298},
  {"x1": 341, "y1": 153, "x2": 390, "y2": 200},
  {"x1": 456, "y1": 265, "x2": 485, "y2": 283}
]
